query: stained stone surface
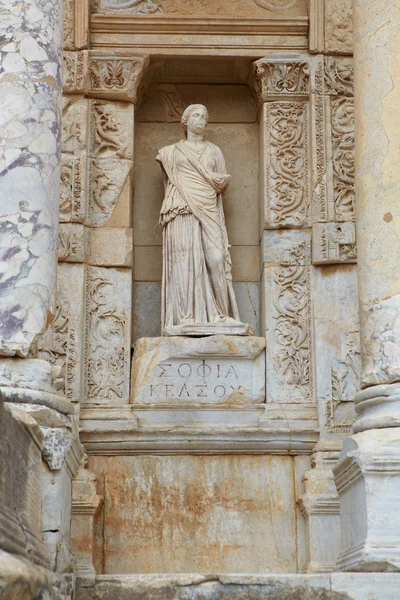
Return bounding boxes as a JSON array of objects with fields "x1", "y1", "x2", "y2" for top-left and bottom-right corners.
[
  {"x1": 0, "y1": 0, "x2": 63, "y2": 356},
  {"x1": 90, "y1": 455, "x2": 298, "y2": 574},
  {"x1": 131, "y1": 336, "x2": 266, "y2": 405}
]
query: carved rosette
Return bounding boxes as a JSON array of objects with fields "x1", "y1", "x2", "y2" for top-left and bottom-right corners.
[
  {"x1": 251, "y1": 57, "x2": 310, "y2": 102},
  {"x1": 87, "y1": 54, "x2": 149, "y2": 103}
]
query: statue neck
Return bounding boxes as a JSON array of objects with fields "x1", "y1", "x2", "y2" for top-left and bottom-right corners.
[{"x1": 186, "y1": 131, "x2": 205, "y2": 144}]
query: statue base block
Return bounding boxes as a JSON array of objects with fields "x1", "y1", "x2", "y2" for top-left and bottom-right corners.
[
  {"x1": 131, "y1": 335, "x2": 265, "y2": 405},
  {"x1": 163, "y1": 322, "x2": 255, "y2": 337}
]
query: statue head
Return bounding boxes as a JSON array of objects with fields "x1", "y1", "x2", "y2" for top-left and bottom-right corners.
[{"x1": 181, "y1": 104, "x2": 209, "y2": 137}]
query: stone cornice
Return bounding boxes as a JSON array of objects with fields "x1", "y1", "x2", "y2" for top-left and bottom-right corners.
[
  {"x1": 90, "y1": 16, "x2": 308, "y2": 55},
  {"x1": 91, "y1": 15, "x2": 308, "y2": 36}
]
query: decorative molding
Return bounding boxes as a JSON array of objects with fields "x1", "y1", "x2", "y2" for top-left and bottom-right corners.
[
  {"x1": 308, "y1": 0, "x2": 325, "y2": 54},
  {"x1": 79, "y1": 403, "x2": 319, "y2": 454},
  {"x1": 90, "y1": 16, "x2": 309, "y2": 55},
  {"x1": 312, "y1": 222, "x2": 356, "y2": 264},
  {"x1": 87, "y1": 53, "x2": 149, "y2": 103},
  {"x1": 252, "y1": 57, "x2": 310, "y2": 102},
  {"x1": 93, "y1": 0, "x2": 160, "y2": 13}
]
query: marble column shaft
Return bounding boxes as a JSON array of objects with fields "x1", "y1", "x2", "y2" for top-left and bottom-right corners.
[
  {"x1": 334, "y1": 0, "x2": 400, "y2": 572},
  {"x1": 0, "y1": 0, "x2": 62, "y2": 357},
  {"x1": 352, "y1": 0, "x2": 400, "y2": 431}
]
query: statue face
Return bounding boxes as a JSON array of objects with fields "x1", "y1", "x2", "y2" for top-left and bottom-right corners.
[{"x1": 187, "y1": 106, "x2": 208, "y2": 135}]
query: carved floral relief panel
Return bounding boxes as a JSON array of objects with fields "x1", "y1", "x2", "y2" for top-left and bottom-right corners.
[
  {"x1": 261, "y1": 233, "x2": 313, "y2": 403},
  {"x1": 60, "y1": 97, "x2": 134, "y2": 228},
  {"x1": 91, "y1": 0, "x2": 307, "y2": 17},
  {"x1": 84, "y1": 266, "x2": 131, "y2": 404},
  {"x1": 37, "y1": 264, "x2": 85, "y2": 406},
  {"x1": 311, "y1": 57, "x2": 355, "y2": 237},
  {"x1": 261, "y1": 101, "x2": 310, "y2": 229}
]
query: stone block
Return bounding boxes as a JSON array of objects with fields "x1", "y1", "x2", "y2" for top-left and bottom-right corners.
[
  {"x1": 313, "y1": 265, "x2": 359, "y2": 437},
  {"x1": 90, "y1": 455, "x2": 298, "y2": 574},
  {"x1": 230, "y1": 246, "x2": 260, "y2": 282},
  {"x1": 131, "y1": 335, "x2": 265, "y2": 405},
  {"x1": 85, "y1": 227, "x2": 133, "y2": 267},
  {"x1": 132, "y1": 282, "x2": 162, "y2": 342},
  {"x1": 334, "y1": 428, "x2": 400, "y2": 572},
  {"x1": 233, "y1": 282, "x2": 260, "y2": 336},
  {"x1": 262, "y1": 229, "x2": 311, "y2": 267},
  {"x1": 0, "y1": 401, "x2": 47, "y2": 566}
]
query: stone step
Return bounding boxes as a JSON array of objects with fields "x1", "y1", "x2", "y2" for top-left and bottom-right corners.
[{"x1": 75, "y1": 573, "x2": 400, "y2": 600}]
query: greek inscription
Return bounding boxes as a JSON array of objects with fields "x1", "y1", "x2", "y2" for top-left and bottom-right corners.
[
  {"x1": 165, "y1": 384, "x2": 173, "y2": 397},
  {"x1": 150, "y1": 384, "x2": 159, "y2": 396},
  {"x1": 158, "y1": 363, "x2": 171, "y2": 377},
  {"x1": 214, "y1": 385, "x2": 226, "y2": 398},
  {"x1": 195, "y1": 385, "x2": 208, "y2": 398},
  {"x1": 197, "y1": 360, "x2": 212, "y2": 378},
  {"x1": 178, "y1": 363, "x2": 192, "y2": 377},
  {"x1": 178, "y1": 383, "x2": 190, "y2": 397},
  {"x1": 225, "y1": 365, "x2": 238, "y2": 378}
]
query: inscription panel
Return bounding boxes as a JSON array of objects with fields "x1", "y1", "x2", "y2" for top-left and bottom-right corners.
[{"x1": 131, "y1": 337, "x2": 266, "y2": 405}]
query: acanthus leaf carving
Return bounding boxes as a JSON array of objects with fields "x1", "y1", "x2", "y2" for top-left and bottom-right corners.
[
  {"x1": 87, "y1": 54, "x2": 148, "y2": 103},
  {"x1": 58, "y1": 224, "x2": 85, "y2": 263},
  {"x1": 252, "y1": 58, "x2": 310, "y2": 101},
  {"x1": 267, "y1": 102, "x2": 309, "y2": 227}
]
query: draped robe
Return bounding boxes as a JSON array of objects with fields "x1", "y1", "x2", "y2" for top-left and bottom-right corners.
[{"x1": 156, "y1": 140, "x2": 241, "y2": 331}]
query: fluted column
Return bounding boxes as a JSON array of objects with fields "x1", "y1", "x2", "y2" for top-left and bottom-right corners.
[
  {"x1": 334, "y1": 0, "x2": 400, "y2": 572},
  {"x1": 0, "y1": 0, "x2": 62, "y2": 357}
]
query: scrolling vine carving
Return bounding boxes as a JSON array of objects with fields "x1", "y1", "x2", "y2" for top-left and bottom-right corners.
[
  {"x1": 273, "y1": 265, "x2": 311, "y2": 392},
  {"x1": 268, "y1": 102, "x2": 309, "y2": 226},
  {"x1": 331, "y1": 97, "x2": 355, "y2": 222},
  {"x1": 85, "y1": 272, "x2": 129, "y2": 402}
]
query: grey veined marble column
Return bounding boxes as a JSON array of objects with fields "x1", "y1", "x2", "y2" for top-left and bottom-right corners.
[
  {"x1": 0, "y1": 0, "x2": 62, "y2": 357},
  {"x1": 334, "y1": 0, "x2": 400, "y2": 572}
]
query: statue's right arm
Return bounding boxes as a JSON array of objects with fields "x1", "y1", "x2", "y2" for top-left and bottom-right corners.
[{"x1": 156, "y1": 154, "x2": 168, "y2": 193}]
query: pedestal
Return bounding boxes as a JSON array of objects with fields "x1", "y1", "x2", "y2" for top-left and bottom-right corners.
[
  {"x1": 131, "y1": 335, "x2": 266, "y2": 405},
  {"x1": 334, "y1": 429, "x2": 400, "y2": 572}
]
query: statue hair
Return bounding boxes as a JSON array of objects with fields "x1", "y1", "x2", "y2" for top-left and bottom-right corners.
[{"x1": 181, "y1": 104, "x2": 209, "y2": 133}]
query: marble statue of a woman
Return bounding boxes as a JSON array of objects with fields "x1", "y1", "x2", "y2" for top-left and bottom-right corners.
[{"x1": 156, "y1": 104, "x2": 253, "y2": 336}]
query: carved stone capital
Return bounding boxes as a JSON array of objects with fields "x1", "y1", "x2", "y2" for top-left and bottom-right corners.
[
  {"x1": 251, "y1": 55, "x2": 310, "y2": 102},
  {"x1": 87, "y1": 53, "x2": 149, "y2": 103}
]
